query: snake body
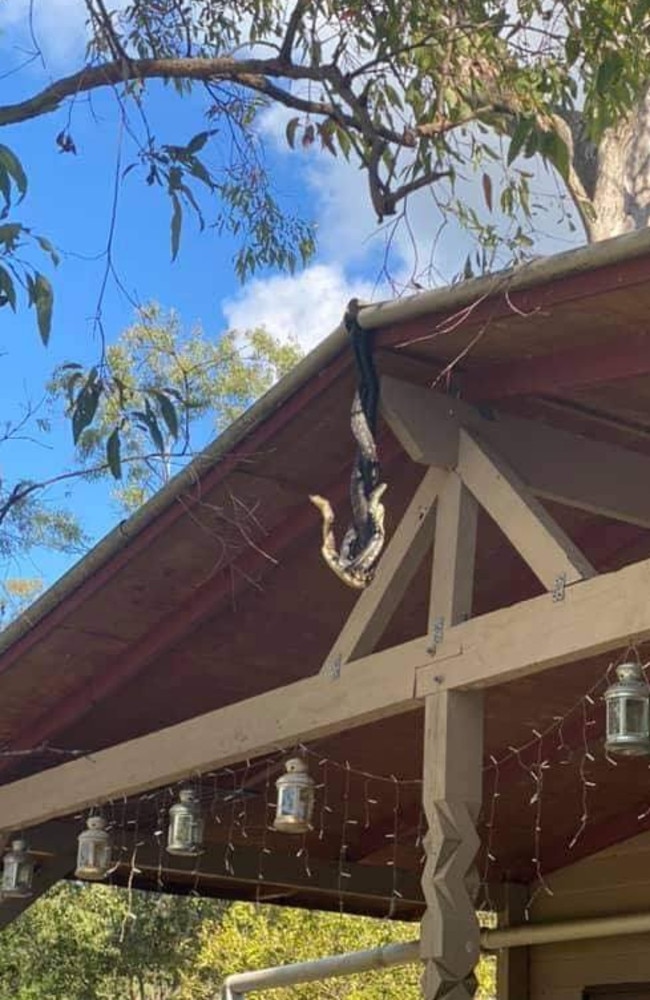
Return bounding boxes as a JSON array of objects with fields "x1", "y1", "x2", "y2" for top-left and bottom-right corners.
[{"x1": 310, "y1": 389, "x2": 387, "y2": 590}]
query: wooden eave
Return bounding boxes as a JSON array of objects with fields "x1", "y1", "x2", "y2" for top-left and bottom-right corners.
[{"x1": 3, "y1": 230, "x2": 650, "y2": 914}]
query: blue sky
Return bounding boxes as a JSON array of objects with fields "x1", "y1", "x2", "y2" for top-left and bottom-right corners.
[{"x1": 0, "y1": 0, "x2": 583, "y2": 606}]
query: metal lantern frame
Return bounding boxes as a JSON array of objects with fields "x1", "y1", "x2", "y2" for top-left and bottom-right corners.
[
  {"x1": 604, "y1": 661, "x2": 650, "y2": 757},
  {"x1": 1, "y1": 838, "x2": 34, "y2": 900},
  {"x1": 273, "y1": 756, "x2": 315, "y2": 834},
  {"x1": 76, "y1": 815, "x2": 113, "y2": 881},
  {"x1": 166, "y1": 787, "x2": 204, "y2": 856}
]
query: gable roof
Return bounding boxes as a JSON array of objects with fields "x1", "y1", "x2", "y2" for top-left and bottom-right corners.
[{"x1": 4, "y1": 226, "x2": 650, "y2": 912}]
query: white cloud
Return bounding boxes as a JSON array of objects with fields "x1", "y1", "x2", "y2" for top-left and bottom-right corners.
[
  {"x1": 258, "y1": 102, "x2": 465, "y2": 286},
  {"x1": 0, "y1": 0, "x2": 129, "y2": 67},
  {"x1": 222, "y1": 264, "x2": 378, "y2": 351}
]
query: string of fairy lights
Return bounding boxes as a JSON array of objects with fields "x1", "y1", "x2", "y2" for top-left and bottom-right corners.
[
  {"x1": 481, "y1": 647, "x2": 650, "y2": 917},
  {"x1": 1, "y1": 649, "x2": 649, "y2": 916},
  {"x1": 0, "y1": 745, "x2": 423, "y2": 914}
]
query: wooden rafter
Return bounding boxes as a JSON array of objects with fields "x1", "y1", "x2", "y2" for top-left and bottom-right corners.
[
  {"x1": 457, "y1": 428, "x2": 595, "y2": 589},
  {"x1": 381, "y1": 375, "x2": 650, "y2": 529},
  {"x1": 321, "y1": 466, "x2": 446, "y2": 675},
  {"x1": 460, "y1": 331, "x2": 650, "y2": 403}
]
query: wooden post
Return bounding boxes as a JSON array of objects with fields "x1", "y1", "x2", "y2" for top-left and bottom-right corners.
[
  {"x1": 429, "y1": 472, "x2": 477, "y2": 630},
  {"x1": 421, "y1": 465, "x2": 483, "y2": 998},
  {"x1": 420, "y1": 690, "x2": 484, "y2": 1000},
  {"x1": 496, "y1": 883, "x2": 530, "y2": 1000}
]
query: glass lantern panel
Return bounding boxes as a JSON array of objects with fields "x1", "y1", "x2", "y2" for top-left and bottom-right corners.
[
  {"x1": 1, "y1": 861, "x2": 17, "y2": 891},
  {"x1": 3, "y1": 859, "x2": 32, "y2": 893},
  {"x1": 279, "y1": 786, "x2": 311, "y2": 822},
  {"x1": 625, "y1": 697, "x2": 650, "y2": 736},
  {"x1": 169, "y1": 810, "x2": 203, "y2": 851},
  {"x1": 607, "y1": 699, "x2": 623, "y2": 736},
  {"x1": 79, "y1": 841, "x2": 110, "y2": 869},
  {"x1": 17, "y1": 862, "x2": 32, "y2": 890}
]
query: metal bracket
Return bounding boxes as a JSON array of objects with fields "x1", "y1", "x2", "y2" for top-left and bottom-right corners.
[
  {"x1": 427, "y1": 616, "x2": 445, "y2": 654},
  {"x1": 552, "y1": 573, "x2": 566, "y2": 603},
  {"x1": 327, "y1": 654, "x2": 342, "y2": 680}
]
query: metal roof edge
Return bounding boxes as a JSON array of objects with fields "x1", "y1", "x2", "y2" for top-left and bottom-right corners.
[{"x1": 357, "y1": 228, "x2": 650, "y2": 331}]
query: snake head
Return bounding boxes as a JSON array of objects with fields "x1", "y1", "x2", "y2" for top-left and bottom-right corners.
[{"x1": 309, "y1": 494, "x2": 334, "y2": 522}]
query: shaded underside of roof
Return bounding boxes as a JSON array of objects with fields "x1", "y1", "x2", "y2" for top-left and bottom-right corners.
[{"x1": 4, "y1": 229, "x2": 650, "y2": 912}]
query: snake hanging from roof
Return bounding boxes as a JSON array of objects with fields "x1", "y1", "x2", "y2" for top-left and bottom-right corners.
[{"x1": 310, "y1": 299, "x2": 387, "y2": 590}]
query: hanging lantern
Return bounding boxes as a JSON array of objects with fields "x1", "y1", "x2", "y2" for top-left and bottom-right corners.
[
  {"x1": 605, "y1": 661, "x2": 650, "y2": 756},
  {"x1": 75, "y1": 816, "x2": 113, "y2": 881},
  {"x1": 166, "y1": 787, "x2": 203, "y2": 856},
  {"x1": 1, "y1": 839, "x2": 34, "y2": 899},
  {"x1": 273, "y1": 757, "x2": 315, "y2": 834}
]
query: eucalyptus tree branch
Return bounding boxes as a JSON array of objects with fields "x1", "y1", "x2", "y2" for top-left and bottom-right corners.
[
  {"x1": 0, "y1": 54, "x2": 406, "y2": 147},
  {"x1": 84, "y1": 0, "x2": 131, "y2": 64},
  {"x1": 0, "y1": 451, "x2": 199, "y2": 527},
  {"x1": 278, "y1": 0, "x2": 308, "y2": 63},
  {"x1": 383, "y1": 168, "x2": 453, "y2": 214},
  {"x1": 0, "y1": 56, "x2": 327, "y2": 127},
  {"x1": 548, "y1": 112, "x2": 594, "y2": 240}
]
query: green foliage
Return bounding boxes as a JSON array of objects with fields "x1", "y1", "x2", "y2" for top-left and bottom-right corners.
[
  {"x1": 0, "y1": 145, "x2": 57, "y2": 343},
  {"x1": 187, "y1": 903, "x2": 496, "y2": 1000},
  {"x1": 2, "y1": 0, "x2": 650, "y2": 313},
  {"x1": 0, "y1": 882, "x2": 219, "y2": 1000},
  {"x1": 50, "y1": 304, "x2": 303, "y2": 510},
  {"x1": 0, "y1": 486, "x2": 87, "y2": 562},
  {"x1": 0, "y1": 888, "x2": 495, "y2": 1000},
  {"x1": 0, "y1": 577, "x2": 43, "y2": 627},
  {"x1": 56, "y1": 0, "x2": 650, "y2": 273}
]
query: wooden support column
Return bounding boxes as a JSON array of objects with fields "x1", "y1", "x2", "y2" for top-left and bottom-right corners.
[
  {"x1": 496, "y1": 884, "x2": 530, "y2": 1000},
  {"x1": 422, "y1": 465, "x2": 483, "y2": 998},
  {"x1": 429, "y1": 472, "x2": 477, "y2": 631},
  {"x1": 421, "y1": 690, "x2": 484, "y2": 1000}
]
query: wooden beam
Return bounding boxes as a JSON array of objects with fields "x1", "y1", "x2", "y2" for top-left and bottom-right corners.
[
  {"x1": 429, "y1": 472, "x2": 477, "y2": 629},
  {"x1": 111, "y1": 840, "x2": 424, "y2": 910},
  {"x1": 420, "y1": 690, "x2": 483, "y2": 999},
  {"x1": 321, "y1": 467, "x2": 445, "y2": 675},
  {"x1": 381, "y1": 375, "x2": 650, "y2": 529},
  {"x1": 8, "y1": 551, "x2": 650, "y2": 835},
  {"x1": 0, "y1": 650, "x2": 420, "y2": 834},
  {"x1": 418, "y1": 550, "x2": 650, "y2": 694},
  {"x1": 457, "y1": 429, "x2": 595, "y2": 589}
]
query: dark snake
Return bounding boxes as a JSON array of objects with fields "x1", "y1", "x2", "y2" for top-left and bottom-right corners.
[{"x1": 310, "y1": 300, "x2": 387, "y2": 589}]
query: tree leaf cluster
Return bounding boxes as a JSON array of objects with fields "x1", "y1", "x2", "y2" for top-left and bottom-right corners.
[
  {"x1": 49, "y1": 304, "x2": 303, "y2": 509},
  {"x1": 0, "y1": 886, "x2": 496, "y2": 1000},
  {"x1": 1, "y1": 0, "x2": 650, "y2": 321},
  {"x1": 0, "y1": 144, "x2": 56, "y2": 343}
]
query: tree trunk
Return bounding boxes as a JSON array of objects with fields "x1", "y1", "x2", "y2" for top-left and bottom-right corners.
[{"x1": 569, "y1": 87, "x2": 650, "y2": 242}]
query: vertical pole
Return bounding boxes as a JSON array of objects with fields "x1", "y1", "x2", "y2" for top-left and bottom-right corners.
[
  {"x1": 420, "y1": 691, "x2": 484, "y2": 1000},
  {"x1": 496, "y1": 884, "x2": 530, "y2": 1000},
  {"x1": 429, "y1": 473, "x2": 478, "y2": 630},
  {"x1": 422, "y1": 470, "x2": 482, "y2": 999}
]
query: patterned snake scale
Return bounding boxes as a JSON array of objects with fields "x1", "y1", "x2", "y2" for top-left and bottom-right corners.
[{"x1": 310, "y1": 304, "x2": 387, "y2": 589}]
